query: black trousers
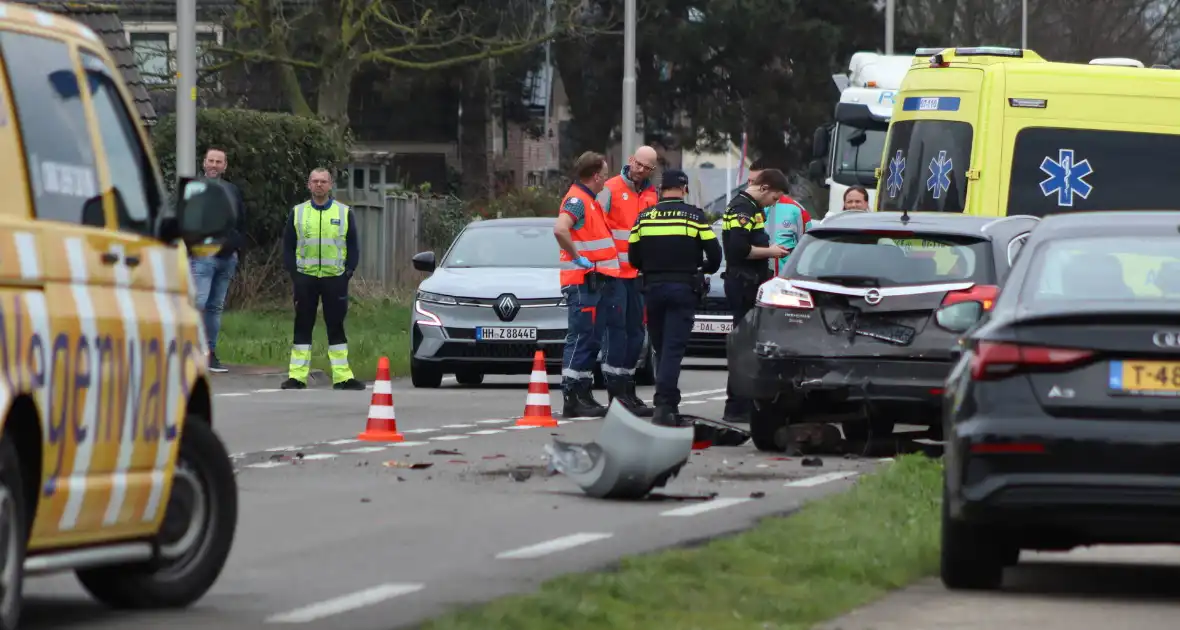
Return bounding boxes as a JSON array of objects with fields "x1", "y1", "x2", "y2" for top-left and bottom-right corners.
[
  {"x1": 645, "y1": 282, "x2": 698, "y2": 408},
  {"x1": 723, "y1": 268, "x2": 764, "y2": 418},
  {"x1": 292, "y1": 273, "x2": 349, "y2": 346}
]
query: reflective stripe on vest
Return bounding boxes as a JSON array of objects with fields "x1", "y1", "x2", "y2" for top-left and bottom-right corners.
[
  {"x1": 294, "y1": 200, "x2": 349, "y2": 277},
  {"x1": 558, "y1": 184, "x2": 620, "y2": 285},
  {"x1": 603, "y1": 175, "x2": 657, "y2": 278}
]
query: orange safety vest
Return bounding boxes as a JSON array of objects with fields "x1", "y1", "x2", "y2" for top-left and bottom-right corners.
[
  {"x1": 558, "y1": 183, "x2": 621, "y2": 286},
  {"x1": 603, "y1": 175, "x2": 658, "y2": 278}
]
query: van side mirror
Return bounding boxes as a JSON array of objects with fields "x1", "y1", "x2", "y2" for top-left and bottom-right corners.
[
  {"x1": 811, "y1": 126, "x2": 830, "y2": 158},
  {"x1": 170, "y1": 177, "x2": 239, "y2": 246},
  {"x1": 412, "y1": 251, "x2": 437, "y2": 272}
]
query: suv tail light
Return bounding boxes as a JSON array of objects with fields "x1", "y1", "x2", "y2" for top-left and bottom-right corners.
[
  {"x1": 935, "y1": 284, "x2": 999, "y2": 332},
  {"x1": 756, "y1": 278, "x2": 814, "y2": 310},
  {"x1": 969, "y1": 341, "x2": 1095, "y2": 381}
]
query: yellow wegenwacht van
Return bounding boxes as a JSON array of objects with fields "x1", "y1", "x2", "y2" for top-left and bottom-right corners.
[
  {"x1": 0, "y1": 3, "x2": 240, "y2": 627},
  {"x1": 874, "y1": 46, "x2": 1180, "y2": 219}
]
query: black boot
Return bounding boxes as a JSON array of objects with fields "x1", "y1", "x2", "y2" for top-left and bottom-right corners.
[
  {"x1": 652, "y1": 405, "x2": 680, "y2": 427},
  {"x1": 618, "y1": 380, "x2": 654, "y2": 417},
  {"x1": 562, "y1": 381, "x2": 607, "y2": 418}
]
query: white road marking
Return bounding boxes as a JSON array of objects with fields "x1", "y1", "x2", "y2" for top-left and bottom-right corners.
[
  {"x1": 400, "y1": 428, "x2": 438, "y2": 434},
  {"x1": 682, "y1": 388, "x2": 726, "y2": 398},
  {"x1": 247, "y1": 462, "x2": 289, "y2": 469},
  {"x1": 495, "y1": 533, "x2": 613, "y2": 559},
  {"x1": 265, "y1": 583, "x2": 424, "y2": 624},
  {"x1": 467, "y1": 430, "x2": 505, "y2": 435},
  {"x1": 477, "y1": 419, "x2": 511, "y2": 424},
  {"x1": 785, "y1": 471, "x2": 859, "y2": 487},
  {"x1": 707, "y1": 396, "x2": 727, "y2": 401},
  {"x1": 441, "y1": 424, "x2": 476, "y2": 429},
  {"x1": 556, "y1": 420, "x2": 573, "y2": 425},
  {"x1": 327, "y1": 439, "x2": 360, "y2": 445},
  {"x1": 569, "y1": 416, "x2": 597, "y2": 421},
  {"x1": 660, "y1": 497, "x2": 753, "y2": 517},
  {"x1": 217, "y1": 392, "x2": 251, "y2": 397},
  {"x1": 298, "y1": 454, "x2": 337, "y2": 461},
  {"x1": 390, "y1": 441, "x2": 430, "y2": 447},
  {"x1": 430, "y1": 435, "x2": 469, "y2": 441},
  {"x1": 504, "y1": 425, "x2": 539, "y2": 431},
  {"x1": 681, "y1": 400, "x2": 706, "y2": 405},
  {"x1": 253, "y1": 388, "x2": 284, "y2": 393},
  {"x1": 340, "y1": 446, "x2": 387, "y2": 454},
  {"x1": 266, "y1": 446, "x2": 302, "y2": 452}
]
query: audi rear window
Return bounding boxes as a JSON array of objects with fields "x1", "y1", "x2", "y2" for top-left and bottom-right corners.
[
  {"x1": 1020, "y1": 236, "x2": 1180, "y2": 306},
  {"x1": 783, "y1": 231, "x2": 994, "y2": 287}
]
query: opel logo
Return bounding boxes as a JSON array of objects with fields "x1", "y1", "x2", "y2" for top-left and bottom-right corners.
[
  {"x1": 864, "y1": 289, "x2": 883, "y2": 306},
  {"x1": 1153, "y1": 331, "x2": 1180, "y2": 348},
  {"x1": 495, "y1": 294, "x2": 520, "y2": 322}
]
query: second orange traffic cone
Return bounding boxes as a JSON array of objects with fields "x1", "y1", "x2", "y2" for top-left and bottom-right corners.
[
  {"x1": 358, "y1": 356, "x2": 405, "y2": 442},
  {"x1": 516, "y1": 350, "x2": 558, "y2": 427}
]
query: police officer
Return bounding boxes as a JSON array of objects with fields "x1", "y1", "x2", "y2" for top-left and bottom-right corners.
[
  {"x1": 628, "y1": 169, "x2": 722, "y2": 426},
  {"x1": 280, "y1": 168, "x2": 366, "y2": 391},
  {"x1": 553, "y1": 151, "x2": 625, "y2": 418},
  {"x1": 721, "y1": 168, "x2": 791, "y2": 423}
]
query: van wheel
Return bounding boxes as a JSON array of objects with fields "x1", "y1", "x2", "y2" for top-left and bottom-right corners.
[
  {"x1": 940, "y1": 483, "x2": 1007, "y2": 591},
  {"x1": 0, "y1": 434, "x2": 27, "y2": 630},
  {"x1": 77, "y1": 415, "x2": 238, "y2": 609},
  {"x1": 750, "y1": 399, "x2": 791, "y2": 452}
]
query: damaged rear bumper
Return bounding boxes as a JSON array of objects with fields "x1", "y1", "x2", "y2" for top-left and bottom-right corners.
[{"x1": 729, "y1": 329, "x2": 951, "y2": 411}]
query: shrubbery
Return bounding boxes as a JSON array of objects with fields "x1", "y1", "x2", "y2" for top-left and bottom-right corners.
[{"x1": 150, "y1": 108, "x2": 348, "y2": 249}]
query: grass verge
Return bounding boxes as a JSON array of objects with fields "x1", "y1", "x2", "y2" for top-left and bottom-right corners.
[
  {"x1": 419, "y1": 454, "x2": 943, "y2": 630},
  {"x1": 217, "y1": 297, "x2": 410, "y2": 380}
]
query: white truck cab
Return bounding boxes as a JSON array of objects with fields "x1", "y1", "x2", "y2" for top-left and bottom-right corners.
[{"x1": 809, "y1": 51, "x2": 916, "y2": 215}]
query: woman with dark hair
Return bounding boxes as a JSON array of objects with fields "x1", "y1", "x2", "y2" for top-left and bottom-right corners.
[{"x1": 842, "y1": 185, "x2": 870, "y2": 212}]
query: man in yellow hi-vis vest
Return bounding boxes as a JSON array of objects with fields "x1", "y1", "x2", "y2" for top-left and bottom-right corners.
[{"x1": 280, "y1": 168, "x2": 366, "y2": 391}]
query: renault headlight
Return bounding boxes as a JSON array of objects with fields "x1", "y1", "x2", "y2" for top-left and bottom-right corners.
[{"x1": 416, "y1": 290, "x2": 459, "y2": 305}]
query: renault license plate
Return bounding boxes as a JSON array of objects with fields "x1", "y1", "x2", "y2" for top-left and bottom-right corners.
[
  {"x1": 692, "y1": 320, "x2": 733, "y2": 334},
  {"x1": 476, "y1": 326, "x2": 537, "y2": 341}
]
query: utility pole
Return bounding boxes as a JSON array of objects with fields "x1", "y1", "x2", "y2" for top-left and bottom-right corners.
[
  {"x1": 175, "y1": 0, "x2": 197, "y2": 178},
  {"x1": 1021, "y1": 0, "x2": 1028, "y2": 49},
  {"x1": 621, "y1": 0, "x2": 637, "y2": 161},
  {"x1": 885, "y1": 0, "x2": 895, "y2": 55}
]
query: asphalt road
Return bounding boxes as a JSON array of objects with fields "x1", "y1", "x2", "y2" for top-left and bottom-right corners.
[
  {"x1": 21, "y1": 358, "x2": 885, "y2": 630},
  {"x1": 819, "y1": 545, "x2": 1180, "y2": 630}
]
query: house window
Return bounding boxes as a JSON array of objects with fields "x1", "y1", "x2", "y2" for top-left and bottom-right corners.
[{"x1": 124, "y1": 22, "x2": 222, "y2": 87}]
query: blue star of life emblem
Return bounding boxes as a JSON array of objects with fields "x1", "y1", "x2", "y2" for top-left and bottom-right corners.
[
  {"x1": 886, "y1": 150, "x2": 905, "y2": 198},
  {"x1": 1038, "y1": 148, "x2": 1094, "y2": 207},
  {"x1": 926, "y1": 150, "x2": 953, "y2": 199}
]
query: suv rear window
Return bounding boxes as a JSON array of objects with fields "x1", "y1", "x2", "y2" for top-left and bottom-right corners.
[
  {"x1": 784, "y1": 231, "x2": 994, "y2": 287},
  {"x1": 1020, "y1": 236, "x2": 1180, "y2": 306}
]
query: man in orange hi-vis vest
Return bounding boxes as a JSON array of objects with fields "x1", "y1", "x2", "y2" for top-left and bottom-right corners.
[
  {"x1": 597, "y1": 145, "x2": 659, "y2": 417},
  {"x1": 553, "y1": 151, "x2": 626, "y2": 418}
]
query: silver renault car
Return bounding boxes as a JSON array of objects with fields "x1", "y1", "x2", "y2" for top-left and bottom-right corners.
[{"x1": 410, "y1": 217, "x2": 652, "y2": 388}]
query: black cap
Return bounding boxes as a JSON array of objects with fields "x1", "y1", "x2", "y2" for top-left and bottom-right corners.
[{"x1": 661, "y1": 169, "x2": 690, "y2": 189}]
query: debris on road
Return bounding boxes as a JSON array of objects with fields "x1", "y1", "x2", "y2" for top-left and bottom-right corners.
[
  {"x1": 545, "y1": 401, "x2": 693, "y2": 500},
  {"x1": 688, "y1": 416, "x2": 751, "y2": 449},
  {"x1": 383, "y1": 460, "x2": 434, "y2": 470},
  {"x1": 648, "y1": 491, "x2": 718, "y2": 502},
  {"x1": 430, "y1": 449, "x2": 462, "y2": 456},
  {"x1": 801, "y1": 456, "x2": 823, "y2": 467},
  {"x1": 508, "y1": 467, "x2": 533, "y2": 482},
  {"x1": 750, "y1": 491, "x2": 766, "y2": 499}
]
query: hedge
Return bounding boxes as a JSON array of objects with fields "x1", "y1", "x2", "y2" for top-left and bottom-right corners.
[{"x1": 150, "y1": 109, "x2": 348, "y2": 248}]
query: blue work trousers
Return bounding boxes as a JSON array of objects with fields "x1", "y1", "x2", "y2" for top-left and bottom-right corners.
[
  {"x1": 561, "y1": 278, "x2": 624, "y2": 388},
  {"x1": 645, "y1": 282, "x2": 697, "y2": 408},
  {"x1": 601, "y1": 277, "x2": 646, "y2": 382},
  {"x1": 190, "y1": 252, "x2": 238, "y2": 353}
]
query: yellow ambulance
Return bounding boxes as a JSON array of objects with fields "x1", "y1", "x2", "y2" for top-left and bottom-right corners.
[
  {"x1": 874, "y1": 46, "x2": 1180, "y2": 219},
  {"x1": 0, "y1": 4, "x2": 240, "y2": 627}
]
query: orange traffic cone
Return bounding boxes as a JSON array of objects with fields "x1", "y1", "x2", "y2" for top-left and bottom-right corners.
[
  {"x1": 358, "y1": 356, "x2": 405, "y2": 442},
  {"x1": 516, "y1": 349, "x2": 558, "y2": 427}
]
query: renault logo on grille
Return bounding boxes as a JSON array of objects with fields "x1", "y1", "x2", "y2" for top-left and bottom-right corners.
[
  {"x1": 495, "y1": 294, "x2": 520, "y2": 321},
  {"x1": 1154, "y1": 331, "x2": 1180, "y2": 348},
  {"x1": 864, "y1": 289, "x2": 883, "y2": 306}
]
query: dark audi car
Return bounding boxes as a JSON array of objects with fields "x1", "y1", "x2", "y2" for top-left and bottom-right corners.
[
  {"x1": 942, "y1": 211, "x2": 1180, "y2": 591},
  {"x1": 728, "y1": 211, "x2": 1039, "y2": 451}
]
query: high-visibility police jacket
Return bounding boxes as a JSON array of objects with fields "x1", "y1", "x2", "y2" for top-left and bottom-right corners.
[
  {"x1": 558, "y1": 183, "x2": 621, "y2": 286},
  {"x1": 294, "y1": 199, "x2": 350, "y2": 277},
  {"x1": 601, "y1": 173, "x2": 657, "y2": 278}
]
